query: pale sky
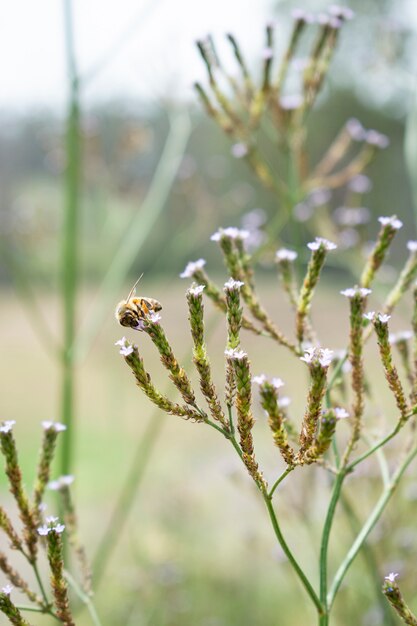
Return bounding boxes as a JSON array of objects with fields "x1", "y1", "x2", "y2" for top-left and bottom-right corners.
[{"x1": 0, "y1": 0, "x2": 274, "y2": 112}]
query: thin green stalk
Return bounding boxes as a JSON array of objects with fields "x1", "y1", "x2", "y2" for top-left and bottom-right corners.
[
  {"x1": 222, "y1": 424, "x2": 323, "y2": 616},
  {"x1": 61, "y1": 0, "x2": 81, "y2": 479},
  {"x1": 65, "y1": 569, "x2": 103, "y2": 626},
  {"x1": 16, "y1": 605, "x2": 60, "y2": 622},
  {"x1": 319, "y1": 469, "x2": 347, "y2": 625},
  {"x1": 328, "y1": 443, "x2": 417, "y2": 609},
  {"x1": 73, "y1": 110, "x2": 191, "y2": 362},
  {"x1": 348, "y1": 422, "x2": 402, "y2": 471},
  {"x1": 92, "y1": 411, "x2": 167, "y2": 586},
  {"x1": 340, "y1": 493, "x2": 397, "y2": 626},
  {"x1": 32, "y1": 561, "x2": 50, "y2": 608},
  {"x1": 268, "y1": 466, "x2": 294, "y2": 499},
  {"x1": 264, "y1": 496, "x2": 324, "y2": 616}
]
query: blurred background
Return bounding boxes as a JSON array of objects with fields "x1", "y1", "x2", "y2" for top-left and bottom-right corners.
[{"x1": 1, "y1": 0, "x2": 417, "y2": 624}]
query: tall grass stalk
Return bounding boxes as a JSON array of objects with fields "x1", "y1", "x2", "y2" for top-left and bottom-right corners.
[{"x1": 61, "y1": 0, "x2": 81, "y2": 478}]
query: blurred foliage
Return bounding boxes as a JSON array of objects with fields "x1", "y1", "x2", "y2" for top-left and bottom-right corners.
[{"x1": 0, "y1": 89, "x2": 413, "y2": 287}]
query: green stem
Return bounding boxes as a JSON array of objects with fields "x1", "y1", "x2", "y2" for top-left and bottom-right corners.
[
  {"x1": 222, "y1": 424, "x2": 322, "y2": 616},
  {"x1": 92, "y1": 412, "x2": 166, "y2": 586},
  {"x1": 328, "y1": 444, "x2": 417, "y2": 609},
  {"x1": 268, "y1": 466, "x2": 294, "y2": 499},
  {"x1": 264, "y1": 495, "x2": 324, "y2": 616},
  {"x1": 340, "y1": 493, "x2": 397, "y2": 626},
  {"x1": 348, "y1": 423, "x2": 402, "y2": 471},
  {"x1": 16, "y1": 605, "x2": 60, "y2": 621},
  {"x1": 319, "y1": 469, "x2": 347, "y2": 625},
  {"x1": 61, "y1": 0, "x2": 81, "y2": 479},
  {"x1": 32, "y1": 561, "x2": 50, "y2": 607},
  {"x1": 65, "y1": 570, "x2": 103, "y2": 626}
]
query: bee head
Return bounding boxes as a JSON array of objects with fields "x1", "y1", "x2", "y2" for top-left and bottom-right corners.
[{"x1": 115, "y1": 301, "x2": 139, "y2": 328}]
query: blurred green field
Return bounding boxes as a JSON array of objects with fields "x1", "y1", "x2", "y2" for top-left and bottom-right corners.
[{"x1": 1, "y1": 276, "x2": 417, "y2": 625}]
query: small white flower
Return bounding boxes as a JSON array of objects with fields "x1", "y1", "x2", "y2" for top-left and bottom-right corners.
[
  {"x1": 252, "y1": 374, "x2": 267, "y2": 386},
  {"x1": 378, "y1": 216, "x2": 403, "y2": 230},
  {"x1": 278, "y1": 396, "x2": 291, "y2": 408},
  {"x1": 340, "y1": 287, "x2": 372, "y2": 298},
  {"x1": 347, "y1": 175, "x2": 372, "y2": 194},
  {"x1": 291, "y1": 8, "x2": 314, "y2": 23},
  {"x1": 54, "y1": 523, "x2": 66, "y2": 534},
  {"x1": 271, "y1": 377, "x2": 285, "y2": 390},
  {"x1": 276, "y1": 248, "x2": 297, "y2": 262},
  {"x1": 307, "y1": 237, "x2": 337, "y2": 252},
  {"x1": 366, "y1": 130, "x2": 389, "y2": 149},
  {"x1": 38, "y1": 503, "x2": 47, "y2": 512},
  {"x1": 377, "y1": 313, "x2": 391, "y2": 324},
  {"x1": 148, "y1": 312, "x2": 161, "y2": 324},
  {"x1": 211, "y1": 227, "x2": 249, "y2": 242},
  {"x1": 135, "y1": 320, "x2": 146, "y2": 332},
  {"x1": 0, "y1": 420, "x2": 16, "y2": 434},
  {"x1": 37, "y1": 525, "x2": 50, "y2": 536},
  {"x1": 224, "y1": 348, "x2": 247, "y2": 360},
  {"x1": 280, "y1": 94, "x2": 303, "y2": 110},
  {"x1": 300, "y1": 347, "x2": 333, "y2": 368},
  {"x1": 329, "y1": 5, "x2": 354, "y2": 20},
  {"x1": 42, "y1": 421, "x2": 66, "y2": 433},
  {"x1": 308, "y1": 188, "x2": 332, "y2": 207},
  {"x1": 119, "y1": 344, "x2": 134, "y2": 356},
  {"x1": 334, "y1": 407, "x2": 349, "y2": 419},
  {"x1": 48, "y1": 475, "x2": 74, "y2": 491},
  {"x1": 114, "y1": 337, "x2": 127, "y2": 347},
  {"x1": 346, "y1": 118, "x2": 366, "y2": 141},
  {"x1": 363, "y1": 311, "x2": 376, "y2": 321},
  {"x1": 407, "y1": 241, "x2": 417, "y2": 252},
  {"x1": 1, "y1": 584, "x2": 13, "y2": 596},
  {"x1": 180, "y1": 259, "x2": 206, "y2": 279},
  {"x1": 188, "y1": 284, "x2": 205, "y2": 297},
  {"x1": 224, "y1": 278, "x2": 244, "y2": 291},
  {"x1": 231, "y1": 143, "x2": 248, "y2": 159},
  {"x1": 261, "y1": 47, "x2": 273, "y2": 60},
  {"x1": 385, "y1": 572, "x2": 399, "y2": 583},
  {"x1": 45, "y1": 516, "x2": 59, "y2": 524}
]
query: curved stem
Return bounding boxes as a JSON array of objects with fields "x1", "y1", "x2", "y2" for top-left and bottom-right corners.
[
  {"x1": 65, "y1": 570, "x2": 103, "y2": 626},
  {"x1": 328, "y1": 444, "x2": 417, "y2": 609},
  {"x1": 348, "y1": 423, "x2": 402, "y2": 471},
  {"x1": 32, "y1": 561, "x2": 50, "y2": 607},
  {"x1": 264, "y1": 496, "x2": 324, "y2": 616},
  {"x1": 318, "y1": 470, "x2": 347, "y2": 625},
  {"x1": 268, "y1": 466, "x2": 294, "y2": 499}
]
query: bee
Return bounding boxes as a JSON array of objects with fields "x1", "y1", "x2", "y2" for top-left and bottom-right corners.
[{"x1": 115, "y1": 274, "x2": 162, "y2": 329}]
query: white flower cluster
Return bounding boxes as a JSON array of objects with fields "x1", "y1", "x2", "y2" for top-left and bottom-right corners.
[
  {"x1": 180, "y1": 258, "x2": 206, "y2": 279},
  {"x1": 333, "y1": 407, "x2": 349, "y2": 419},
  {"x1": 0, "y1": 420, "x2": 16, "y2": 434},
  {"x1": 48, "y1": 475, "x2": 74, "y2": 491},
  {"x1": 1, "y1": 584, "x2": 13, "y2": 596},
  {"x1": 378, "y1": 216, "x2": 403, "y2": 230},
  {"x1": 188, "y1": 284, "x2": 205, "y2": 297},
  {"x1": 340, "y1": 287, "x2": 372, "y2": 298},
  {"x1": 407, "y1": 241, "x2": 417, "y2": 252},
  {"x1": 211, "y1": 227, "x2": 249, "y2": 242},
  {"x1": 41, "y1": 421, "x2": 66, "y2": 433},
  {"x1": 389, "y1": 331, "x2": 413, "y2": 345},
  {"x1": 252, "y1": 374, "x2": 285, "y2": 389},
  {"x1": 115, "y1": 337, "x2": 134, "y2": 356},
  {"x1": 224, "y1": 348, "x2": 247, "y2": 361},
  {"x1": 307, "y1": 237, "x2": 337, "y2": 252},
  {"x1": 384, "y1": 572, "x2": 399, "y2": 583},
  {"x1": 224, "y1": 278, "x2": 244, "y2": 291},
  {"x1": 300, "y1": 347, "x2": 333, "y2": 368},
  {"x1": 37, "y1": 516, "x2": 65, "y2": 536},
  {"x1": 276, "y1": 248, "x2": 298, "y2": 262},
  {"x1": 363, "y1": 312, "x2": 391, "y2": 324}
]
